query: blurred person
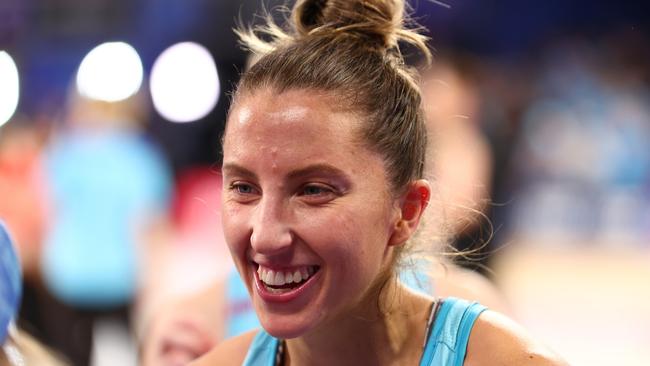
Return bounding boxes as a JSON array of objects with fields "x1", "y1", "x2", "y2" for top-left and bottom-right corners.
[
  {"x1": 420, "y1": 57, "x2": 493, "y2": 262},
  {"x1": 136, "y1": 167, "x2": 230, "y2": 329},
  {"x1": 1, "y1": 221, "x2": 68, "y2": 366},
  {"x1": 137, "y1": 166, "x2": 247, "y2": 366},
  {"x1": 185, "y1": 0, "x2": 565, "y2": 365},
  {"x1": 37, "y1": 89, "x2": 172, "y2": 366},
  {"x1": 0, "y1": 118, "x2": 71, "y2": 363},
  {"x1": 0, "y1": 119, "x2": 49, "y2": 280}
]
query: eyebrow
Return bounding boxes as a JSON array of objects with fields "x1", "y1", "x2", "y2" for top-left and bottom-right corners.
[
  {"x1": 222, "y1": 163, "x2": 258, "y2": 180},
  {"x1": 287, "y1": 164, "x2": 349, "y2": 182},
  {"x1": 222, "y1": 163, "x2": 350, "y2": 183}
]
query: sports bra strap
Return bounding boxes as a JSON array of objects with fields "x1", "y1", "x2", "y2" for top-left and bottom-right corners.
[
  {"x1": 242, "y1": 330, "x2": 279, "y2": 366},
  {"x1": 419, "y1": 297, "x2": 487, "y2": 366}
]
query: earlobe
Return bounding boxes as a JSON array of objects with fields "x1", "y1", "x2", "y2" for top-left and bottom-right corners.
[{"x1": 388, "y1": 180, "x2": 431, "y2": 247}]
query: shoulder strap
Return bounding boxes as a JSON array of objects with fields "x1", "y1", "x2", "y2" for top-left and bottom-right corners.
[
  {"x1": 451, "y1": 299, "x2": 487, "y2": 366},
  {"x1": 419, "y1": 297, "x2": 487, "y2": 366},
  {"x1": 242, "y1": 330, "x2": 279, "y2": 366}
]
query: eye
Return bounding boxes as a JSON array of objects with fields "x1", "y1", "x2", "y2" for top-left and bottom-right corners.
[
  {"x1": 234, "y1": 184, "x2": 253, "y2": 194},
  {"x1": 298, "y1": 184, "x2": 339, "y2": 204},
  {"x1": 228, "y1": 182, "x2": 259, "y2": 198},
  {"x1": 302, "y1": 185, "x2": 329, "y2": 196}
]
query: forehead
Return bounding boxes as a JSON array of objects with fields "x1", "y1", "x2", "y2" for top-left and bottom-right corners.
[{"x1": 223, "y1": 89, "x2": 372, "y2": 167}]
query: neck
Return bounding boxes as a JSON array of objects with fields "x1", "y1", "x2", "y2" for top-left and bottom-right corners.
[{"x1": 283, "y1": 279, "x2": 433, "y2": 366}]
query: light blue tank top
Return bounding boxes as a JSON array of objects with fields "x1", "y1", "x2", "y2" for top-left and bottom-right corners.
[{"x1": 241, "y1": 297, "x2": 486, "y2": 366}]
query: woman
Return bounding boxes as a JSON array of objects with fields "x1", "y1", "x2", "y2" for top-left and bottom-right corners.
[{"x1": 193, "y1": 0, "x2": 567, "y2": 365}]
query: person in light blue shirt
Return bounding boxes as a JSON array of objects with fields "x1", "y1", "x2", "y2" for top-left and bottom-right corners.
[{"x1": 40, "y1": 94, "x2": 172, "y2": 366}]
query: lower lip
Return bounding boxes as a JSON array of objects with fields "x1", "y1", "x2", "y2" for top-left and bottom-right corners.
[{"x1": 253, "y1": 266, "x2": 320, "y2": 303}]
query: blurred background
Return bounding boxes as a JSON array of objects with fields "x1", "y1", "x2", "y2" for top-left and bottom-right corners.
[{"x1": 0, "y1": 0, "x2": 649, "y2": 365}]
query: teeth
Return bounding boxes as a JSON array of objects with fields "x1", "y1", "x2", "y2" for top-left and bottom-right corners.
[
  {"x1": 274, "y1": 272, "x2": 285, "y2": 286},
  {"x1": 257, "y1": 265, "x2": 318, "y2": 287},
  {"x1": 293, "y1": 270, "x2": 301, "y2": 283}
]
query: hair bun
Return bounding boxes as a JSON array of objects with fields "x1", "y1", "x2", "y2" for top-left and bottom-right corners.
[
  {"x1": 236, "y1": 0, "x2": 429, "y2": 64},
  {"x1": 293, "y1": 0, "x2": 407, "y2": 50}
]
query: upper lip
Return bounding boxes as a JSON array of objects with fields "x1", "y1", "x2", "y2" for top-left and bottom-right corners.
[{"x1": 252, "y1": 260, "x2": 319, "y2": 272}]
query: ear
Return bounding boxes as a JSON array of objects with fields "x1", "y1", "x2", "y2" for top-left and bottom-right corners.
[{"x1": 388, "y1": 179, "x2": 431, "y2": 247}]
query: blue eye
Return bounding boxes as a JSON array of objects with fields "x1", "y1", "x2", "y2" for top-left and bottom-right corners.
[
  {"x1": 303, "y1": 185, "x2": 326, "y2": 195},
  {"x1": 298, "y1": 184, "x2": 338, "y2": 204},
  {"x1": 230, "y1": 183, "x2": 255, "y2": 194}
]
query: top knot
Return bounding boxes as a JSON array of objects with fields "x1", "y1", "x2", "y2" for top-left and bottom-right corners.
[
  {"x1": 293, "y1": 0, "x2": 404, "y2": 50},
  {"x1": 236, "y1": 0, "x2": 430, "y2": 63}
]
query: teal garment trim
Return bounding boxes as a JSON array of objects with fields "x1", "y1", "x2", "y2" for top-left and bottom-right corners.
[
  {"x1": 419, "y1": 297, "x2": 487, "y2": 366},
  {"x1": 242, "y1": 330, "x2": 279, "y2": 366},
  {"x1": 242, "y1": 297, "x2": 486, "y2": 366}
]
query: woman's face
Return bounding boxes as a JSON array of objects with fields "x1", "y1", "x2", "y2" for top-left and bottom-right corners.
[{"x1": 221, "y1": 88, "x2": 402, "y2": 339}]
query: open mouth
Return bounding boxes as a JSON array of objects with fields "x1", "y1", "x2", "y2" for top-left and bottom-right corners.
[{"x1": 255, "y1": 263, "x2": 321, "y2": 294}]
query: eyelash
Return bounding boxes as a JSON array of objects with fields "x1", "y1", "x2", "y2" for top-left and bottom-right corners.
[
  {"x1": 229, "y1": 182, "x2": 257, "y2": 195},
  {"x1": 300, "y1": 184, "x2": 333, "y2": 197},
  {"x1": 228, "y1": 182, "x2": 336, "y2": 199}
]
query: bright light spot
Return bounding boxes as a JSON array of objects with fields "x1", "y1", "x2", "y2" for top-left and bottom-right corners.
[
  {"x1": 150, "y1": 42, "x2": 220, "y2": 123},
  {"x1": 0, "y1": 51, "x2": 20, "y2": 127},
  {"x1": 76, "y1": 42, "x2": 143, "y2": 102}
]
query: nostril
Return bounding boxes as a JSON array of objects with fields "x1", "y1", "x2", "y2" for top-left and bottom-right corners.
[{"x1": 249, "y1": 223, "x2": 294, "y2": 255}]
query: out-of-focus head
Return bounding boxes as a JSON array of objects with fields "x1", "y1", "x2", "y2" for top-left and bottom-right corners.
[
  {"x1": 64, "y1": 90, "x2": 148, "y2": 130},
  {"x1": 0, "y1": 221, "x2": 21, "y2": 345},
  {"x1": 221, "y1": 0, "x2": 432, "y2": 339}
]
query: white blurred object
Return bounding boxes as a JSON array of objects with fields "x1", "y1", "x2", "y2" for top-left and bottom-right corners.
[
  {"x1": 0, "y1": 51, "x2": 20, "y2": 127},
  {"x1": 76, "y1": 42, "x2": 143, "y2": 102},
  {"x1": 150, "y1": 42, "x2": 220, "y2": 123},
  {"x1": 91, "y1": 319, "x2": 137, "y2": 366}
]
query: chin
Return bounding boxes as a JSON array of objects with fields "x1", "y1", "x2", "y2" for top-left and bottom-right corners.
[{"x1": 259, "y1": 313, "x2": 317, "y2": 339}]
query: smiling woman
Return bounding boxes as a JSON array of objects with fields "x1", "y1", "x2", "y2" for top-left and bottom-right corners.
[
  {"x1": 222, "y1": 89, "x2": 411, "y2": 342},
  {"x1": 191, "y1": 0, "x2": 567, "y2": 365}
]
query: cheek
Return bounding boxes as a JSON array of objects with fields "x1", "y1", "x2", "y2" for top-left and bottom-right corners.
[
  {"x1": 304, "y1": 209, "x2": 385, "y2": 278},
  {"x1": 221, "y1": 202, "x2": 249, "y2": 257}
]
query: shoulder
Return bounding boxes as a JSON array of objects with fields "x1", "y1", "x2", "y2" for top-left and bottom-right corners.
[
  {"x1": 464, "y1": 310, "x2": 569, "y2": 366},
  {"x1": 189, "y1": 329, "x2": 259, "y2": 366},
  {"x1": 435, "y1": 265, "x2": 511, "y2": 315}
]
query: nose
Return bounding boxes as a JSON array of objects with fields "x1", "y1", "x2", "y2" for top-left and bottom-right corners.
[{"x1": 250, "y1": 195, "x2": 293, "y2": 256}]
